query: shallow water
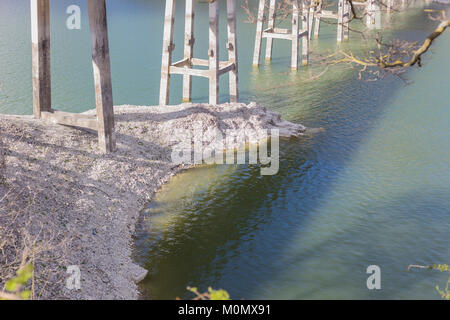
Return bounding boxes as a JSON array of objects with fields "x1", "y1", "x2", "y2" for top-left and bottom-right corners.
[{"x1": 1, "y1": 1, "x2": 449, "y2": 300}]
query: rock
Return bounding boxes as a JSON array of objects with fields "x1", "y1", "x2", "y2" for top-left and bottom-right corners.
[{"x1": 0, "y1": 102, "x2": 306, "y2": 300}]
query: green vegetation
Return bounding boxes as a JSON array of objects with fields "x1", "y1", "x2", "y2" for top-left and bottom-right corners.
[
  {"x1": 187, "y1": 286, "x2": 230, "y2": 300},
  {"x1": 432, "y1": 265, "x2": 450, "y2": 300},
  {"x1": 0, "y1": 264, "x2": 33, "y2": 300},
  {"x1": 409, "y1": 264, "x2": 449, "y2": 300}
]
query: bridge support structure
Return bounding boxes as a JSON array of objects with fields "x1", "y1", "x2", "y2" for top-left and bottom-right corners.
[
  {"x1": 253, "y1": 0, "x2": 310, "y2": 70},
  {"x1": 31, "y1": 0, "x2": 116, "y2": 153},
  {"x1": 159, "y1": 0, "x2": 239, "y2": 106}
]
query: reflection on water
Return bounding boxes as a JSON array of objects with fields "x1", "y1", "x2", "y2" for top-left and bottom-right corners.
[{"x1": 134, "y1": 5, "x2": 450, "y2": 300}]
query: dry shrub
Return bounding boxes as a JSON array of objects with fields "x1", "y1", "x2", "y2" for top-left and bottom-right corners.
[{"x1": 0, "y1": 135, "x2": 70, "y2": 300}]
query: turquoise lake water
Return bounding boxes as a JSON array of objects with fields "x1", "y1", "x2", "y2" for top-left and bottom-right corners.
[{"x1": 1, "y1": 1, "x2": 449, "y2": 299}]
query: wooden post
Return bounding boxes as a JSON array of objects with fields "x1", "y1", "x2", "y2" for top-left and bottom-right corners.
[
  {"x1": 209, "y1": 1, "x2": 219, "y2": 105},
  {"x1": 301, "y1": 0, "x2": 309, "y2": 66},
  {"x1": 313, "y1": 0, "x2": 322, "y2": 39},
  {"x1": 88, "y1": 0, "x2": 116, "y2": 153},
  {"x1": 227, "y1": 0, "x2": 239, "y2": 103},
  {"x1": 31, "y1": 0, "x2": 51, "y2": 119},
  {"x1": 337, "y1": 0, "x2": 344, "y2": 42},
  {"x1": 366, "y1": 0, "x2": 371, "y2": 27},
  {"x1": 291, "y1": 1, "x2": 299, "y2": 70},
  {"x1": 159, "y1": 0, "x2": 237, "y2": 105},
  {"x1": 253, "y1": 0, "x2": 265, "y2": 67},
  {"x1": 343, "y1": 0, "x2": 349, "y2": 40},
  {"x1": 182, "y1": 0, "x2": 195, "y2": 103},
  {"x1": 308, "y1": 0, "x2": 315, "y2": 39},
  {"x1": 265, "y1": 0, "x2": 276, "y2": 61},
  {"x1": 159, "y1": 0, "x2": 176, "y2": 105},
  {"x1": 366, "y1": 0, "x2": 375, "y2": 28}
]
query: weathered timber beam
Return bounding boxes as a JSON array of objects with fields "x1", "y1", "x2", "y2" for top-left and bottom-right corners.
[
  {"x1": 159, "y1": 0, "x2": 176, "y2": 105},
  {"x1": 88, "y1": 0, "x2": 116, "y2": 153},
  {"x1": 208, "y1": 1, "x2": 219, "y2": 105},
  {"x1": 301, "y1": 0, "x2": 309, "y2": 66},
  {"x1": 191, "y1": 58, "x2": 210, "y2": 67},
  {"x1": 218, "y1": 62, "x2": 236, "y2": 76},
  {"x1": 31, "y1": 0, "x2": 51, "y2": 119},
  {"x1": 299, "y1": 30, "x2": 309, "y2": 38},
  {"x1": 227, "y1": 0, "x2": 239, "y2": 102},
  {"x1": 41, "y1": 110, "x2": 99, "y2": 131},
  {"x1": 264, "y1": 27, "x2": 290, "y2": 34},
  {"x1": 169, "y1": 66, "x2": 210, "y2": 78},
  {"x1": 292, "y1": 0, "x2": 300, "y2": 70},
  {"x1": 252, "y1": 0, "x2": 265, "y2": 67},
  {"x1": 265, "y1": 0, "x2": 277, "y2": 61},
  {"x1": 172, "y1": 58, "x2": 191, "y2": 67},
  {"x1": 317, "y1": 12, "x2": 339, "y2": 19},
  {"x1": 183, "y1": 0, "x2": 195, "y2": 102},
  {"x1": 263, "y1": 32, "x2": 295, "y2": 40}
]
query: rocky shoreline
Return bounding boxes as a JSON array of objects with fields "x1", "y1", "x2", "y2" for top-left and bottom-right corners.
[{"x1": 0, "y1": 102, "x2": 305, "y2": 300}]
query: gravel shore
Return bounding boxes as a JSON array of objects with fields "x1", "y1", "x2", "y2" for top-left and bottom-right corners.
[{"x1": 0, "y1": 102, "x2": 305, "y2": 300}]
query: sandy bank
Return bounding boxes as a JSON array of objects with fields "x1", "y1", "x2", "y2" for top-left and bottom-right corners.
[{"x1": 0, "y1": 102, "x2": 305, "y2": 300}]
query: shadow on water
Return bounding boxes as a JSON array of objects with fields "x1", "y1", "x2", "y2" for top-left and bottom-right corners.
[
  {"x1": 262, "y1": 187, "x2": 450, "y2": 300},
  {"x1": 135, "y1": 73, "x2": 402, "y2": 299}
]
